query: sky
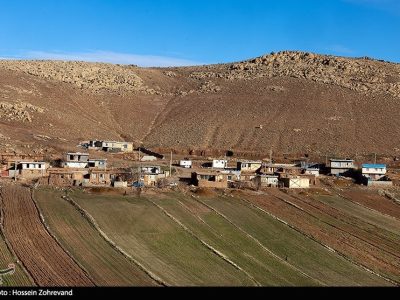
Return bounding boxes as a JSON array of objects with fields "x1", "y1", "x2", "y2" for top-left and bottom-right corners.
[{"x1": 0, "y1": 0, "x2": 399, "y2": 66}]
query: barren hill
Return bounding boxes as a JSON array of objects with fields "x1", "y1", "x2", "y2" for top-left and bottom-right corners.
[{"x1": 1, "y1": 51, "x2": 400, "y2": 157}]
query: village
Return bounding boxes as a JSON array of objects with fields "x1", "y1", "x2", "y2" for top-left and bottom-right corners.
[{"x1": 0, "y1": 139, "x2": 395, "y2": 191}]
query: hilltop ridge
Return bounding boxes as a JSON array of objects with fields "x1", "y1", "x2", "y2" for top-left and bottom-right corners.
[{"x1": 0, "y1": 51, "x2": 399, "y2": 157}]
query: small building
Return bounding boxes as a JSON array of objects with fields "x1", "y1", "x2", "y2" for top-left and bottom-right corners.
[
  {"x1": 240, "y1": 172, "x2": 258, "y2": 182},
  {"x1": 102, "y1": 141, "x2": 134, "y2": 153},
  {"x1": 63, "y1": 153, "x2": 89, "y2": 169},
  {"x1": 212, "y1": 160, "x2": 228, "y2": 169},
  {"x1": 179, "y1": 159, "x2": 192, "y2": 169},
  {"x1": 142, "y1": 172, "x2": 168, "y2": 187},
  {"x1": 88, "y1": 159, "x2": 107, "y2": 169},
  {"x1": 280, "y1": 176, "x2": 310, "y2": 189},
  {"x1": 141, "y1": 166, "x2": 161, "y2": 174},
  {"x1": 303, "y1": 167, "x2": 320, "y2": 177},
  {"x1": 329, "y1": 159, "x2": 355, "y2": 176},
  {"x1": 47, "y1": 169, "x2": 88, "y2": 187},
  {"x1": 192, "y1": 171, "x2": 228, "y2": 189},
  {"x1": 19, "y1": 162, "x2": 47, "y2": 179},
  {"x1": 253, "y1": 174, "x2": 279, "y2": 188},
  {"x1": 362, "y1": 164, "x2": 386, "y2": 181},
  {"x1": 237, "y1": 160, "x2": 262, "y2": 172},
  {"x1": 88, "y1": 140, "x2": 103, "y2": 150},
  {"x1": 86, "y1": 169, "x2": 111, "y2": 186},
  {"x1": 262, "y1": 163, "x2": 297, "y2": 174},
  {"x1": 221, "y1": 170, "x2": 241, "y2": 182}
]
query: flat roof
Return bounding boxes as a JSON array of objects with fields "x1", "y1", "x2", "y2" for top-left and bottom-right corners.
[
  {"x1": 330, "y1": 159, "x2": 354, "y2": 162},
  {"x1": 238, "y1": 160, "x2": 263, "y2": 164},
  {"x1": 20, "y1": 161, "x2": 46, "y2": 164},
  {"x1": 89, "y1": 159, "x2": 107, "y2": 161},
  {"x1": 103, "y1": 141, "x2": 132, "y2": 144},
  {"x1": 195, "y1": 171, "x2": 225, "y2": 176},
  {"x1": 67, "y1": 152, "x2": 89, "y2": 155},
  {"x1": 362, "y1": 164, "x2": 386, "y2": 168}
]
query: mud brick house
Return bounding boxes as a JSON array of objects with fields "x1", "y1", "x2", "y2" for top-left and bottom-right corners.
[
  {"x1": 237, "y1": 160, "x2": 262, "y2": 172},
  {"x1": 19, "y1": 162, "x2": 48, "y2": 179},
  {"x1": 141, "y1": 167, "x2": 170, "y2": 187},
  {"x1": 221, "y1": 170, "x2": 241, "y2": 182},
  {"x1": 47, "y1": 169, "x2": 87, "y2": 187},
  {"x1": 329, "y1": 159, "x2": 355, "y2": 176},
  {"x1": 280, "y1": 176, "x2": 310, "y2": 189},
  {"x1": 262, "y1": 163, "x2": 298, "y2": 175},
  {"x1": 253, "y1": 174, "x2": 279, "y2": 188},
  {"x1": 63, "y1": 153, "x2": 89, "y2": 168},
  {"x1": 85, "y1": 169, "x2": 111, "y2": 186},
  {"x1": 192, "y1": 171, "x2": 229, "y2": 189},
  {"x1": 89, "y1": 140, "x2": 133, "y2": 153},
  {"x1": 102, "y1": 141, "x2": 133, "y2": 153}
]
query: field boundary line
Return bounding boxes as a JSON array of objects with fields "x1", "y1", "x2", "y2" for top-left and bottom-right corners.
[
  {"x1": 278, "y1": 192, "x2": 400, "y2": 260},
  {"x1": 336, "y1": 190, "x2": 400, "y2": 222},
  {"x1": 239, "y1": 192, "x2": 398, "y2": 286},
  {"x1": 30, "y1": 188, "x2": 96, "y2": 286},
  {"x1": 193, "y1": 195, "x2": 325, "y2": 286},
  {"x1": 144, "y1": 197, "x2": 261, "y2": 286},
  {"x1": 63, "y1": 194, "x2": 166, "y2": 286},
  {"x1": 309, "y1": 193, "x2": 400, "y2": 244},
  {"x1": 0, "y1": 185, "x2": 36, "y2": 286}
]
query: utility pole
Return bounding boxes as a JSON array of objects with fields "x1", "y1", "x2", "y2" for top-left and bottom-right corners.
[
  {"x1": 269, "y1": 149, "x2": 273, "y2": 164},
  {"x1": 374, "y1": 153, "x2": 377, "y2": 164},
  {"x1": 14, "y1": 160, "x2": 17, "y2": 182},
  {"x1": 169, "y1": 150, "x2": 173, "y2": 178}
]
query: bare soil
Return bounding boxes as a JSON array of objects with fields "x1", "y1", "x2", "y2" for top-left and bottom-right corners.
[{"x1": 0, "y1": 184, "x2": 94, "y2": 286}]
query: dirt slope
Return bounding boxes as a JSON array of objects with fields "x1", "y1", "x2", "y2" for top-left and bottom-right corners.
[{"x1": 1, "y1": 51, "x2": 399, "y2": 156}]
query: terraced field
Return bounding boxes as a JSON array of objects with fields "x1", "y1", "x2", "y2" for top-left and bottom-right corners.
[
  {"x1": 70, "y1": 190, "x2": 255, "y2": 286},
  {"x1": 5, "y1": 184, "x2": 396, "y2": 287},
  {"x1": 0, "y1": 185, "x2": 94, "y2": 287},
  {"x1": 196, "y1": 192, "x2": 391, "y2": 286},
  {"x1": 67, "y1": 188, "x2": 393, "y2": 286},
  {"x1": 340, "y1": 189, "x2": 400, "y2": 220},
  {"x1": 34, "y1": 188, "x2": 158, "y2": 286},
  {"x1": 241, "y1": 189, "x2": 399, "y2": 284},
  {"x1": 0, "y1": 235, "x2": 33, "y2": 286}
]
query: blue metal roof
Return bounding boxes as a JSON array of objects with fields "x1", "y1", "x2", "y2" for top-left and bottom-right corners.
[{"x1": 362, "y1": 164, "x2": 386, "y2": 168}]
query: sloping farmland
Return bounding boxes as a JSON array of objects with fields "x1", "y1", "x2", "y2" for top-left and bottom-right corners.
[
  {"x1": 70, "y1": 190, "x2": 256, "y2": 286},
  {"x1": 0, "y1": 234, "x2": 33, "y2": 286},
  {"x1": 0, "y1": 185, "x2": 94, "y2": 287},
  {"x1": 34, "y1": 188, "x2": 159, "y2": 286},
  {"x1": 240, "y1": 189, "x2": 398, "y2": 285}
]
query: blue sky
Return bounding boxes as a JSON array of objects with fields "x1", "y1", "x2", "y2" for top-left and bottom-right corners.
[{"x1": 0, "y1": 0, "x2": 399, "y2": 66}]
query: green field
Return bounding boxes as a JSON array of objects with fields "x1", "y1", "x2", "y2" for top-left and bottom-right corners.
[
  {"x1": 70, "y1": 190, "x2": 255, "y2": 286},
  {"x1": 0, "y1": 236, "x2": 33, "y2": 287},
  {"x1": 314, "y1": 194, "x2": 400, "y2": 242},
  {"x1": 198, "y1": 193, "x2": 390, "y2": 286},
  {"x1": 58, "y1": 189, "x2": 392, "y2": 286},
  {"x1": 34, "y1": 188, "x2": 158, "y2": 286}
]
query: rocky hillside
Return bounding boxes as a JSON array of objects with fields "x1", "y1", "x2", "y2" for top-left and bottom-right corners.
[{"x1": 0, "y1": 51, "x2": 399, "y2": 157}]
